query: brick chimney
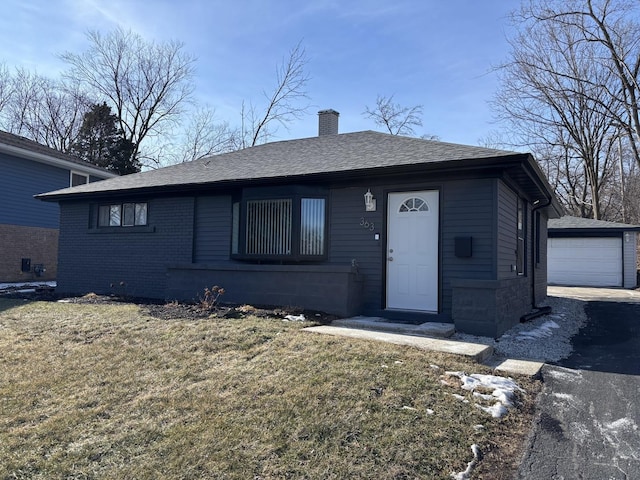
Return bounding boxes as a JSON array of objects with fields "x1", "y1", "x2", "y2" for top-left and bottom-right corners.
[{"x1": 318, "y1": 109, "x2": 339, "y2": 136}]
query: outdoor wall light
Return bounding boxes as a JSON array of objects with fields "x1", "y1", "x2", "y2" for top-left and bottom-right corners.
[
  {"x1": 364, "y1": 189, "x2": 376, "y2": 211},
  {"x1": 624, "y1": 232, "x2": 631, "y2": 243}
]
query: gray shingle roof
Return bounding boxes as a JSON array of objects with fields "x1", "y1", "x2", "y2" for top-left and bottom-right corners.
[
  {"x1": 549, "y1": 216, "x2": 640, "y2": 231},
  {"x1": 0, "y1": 130, "x2": 112, "y2": 174},
  {"x1": 37, "y1": 131, "x2": 525, "y2": 200}
]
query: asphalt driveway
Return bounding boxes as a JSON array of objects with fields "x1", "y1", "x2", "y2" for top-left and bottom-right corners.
[{"x1": 516, "y1": 288, "x2": 640, "y2": 479}]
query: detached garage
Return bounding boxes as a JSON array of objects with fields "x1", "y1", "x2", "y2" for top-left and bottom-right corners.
[{"x1": 548, "y1": 216, "x2": 640, "y2": 288}]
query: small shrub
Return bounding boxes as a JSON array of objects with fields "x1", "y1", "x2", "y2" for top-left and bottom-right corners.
[{"x1": 199, "y1": 285, "x2": 225, "y2": 310}]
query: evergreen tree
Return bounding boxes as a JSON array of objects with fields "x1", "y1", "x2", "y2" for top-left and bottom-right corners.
[{"x1": 71, "y1": 102, "x2": 139, "y2": 174}]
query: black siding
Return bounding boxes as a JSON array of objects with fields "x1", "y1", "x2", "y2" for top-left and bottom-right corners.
[{"x1": 193, "y1": 195, "x2": 232, "y2": 263}]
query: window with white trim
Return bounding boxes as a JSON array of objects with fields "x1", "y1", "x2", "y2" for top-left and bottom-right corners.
[
  {"x1": 71, "y1": 172, "x2": 89, "y2": 187},
  {"x1": 98, "y1": 203, "x2": 148, "y2": 227}
]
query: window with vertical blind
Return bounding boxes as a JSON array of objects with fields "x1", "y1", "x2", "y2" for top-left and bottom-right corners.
[
  {"x1": 232, "y1": 187, "x2": 327, "y2": 260},
  {"x1": 246, "y1": 199, "x2": 293, "y2": 255}
]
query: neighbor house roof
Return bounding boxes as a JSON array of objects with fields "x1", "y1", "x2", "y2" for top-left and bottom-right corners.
[
  {"x1": 37, "y1": 130, "x2": 557, "y2": 210},
  {"x1": 0, "y1": 130, "x2": 117, "y2": 179},
  {"x1": 549, "y1": 216, "x2": 640, "y2": 231}
]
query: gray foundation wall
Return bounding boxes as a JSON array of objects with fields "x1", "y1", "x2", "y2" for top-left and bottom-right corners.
[
  {"x1": 166, "y1": 263, "x2": 363, "y2": 317},
  {"x1": 451, "y1": 276, "x2": 531, "y2": 337}
]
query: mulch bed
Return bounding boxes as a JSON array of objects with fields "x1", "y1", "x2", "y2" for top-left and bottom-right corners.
[{"x1": 0, "y1": 287, "x2": 337, "y2": 323}]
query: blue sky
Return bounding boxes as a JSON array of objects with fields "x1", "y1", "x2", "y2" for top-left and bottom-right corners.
[{"x1": 0, "y1": 0, "x2": 516, "y2": 146}]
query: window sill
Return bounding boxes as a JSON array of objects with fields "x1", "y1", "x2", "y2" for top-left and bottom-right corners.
[
  {"x1": 231, "y1": 254, "x2": 327, "y2": 263},
  {"x1": 89, "y1": 226, "x2": 156, "y2": 234}
]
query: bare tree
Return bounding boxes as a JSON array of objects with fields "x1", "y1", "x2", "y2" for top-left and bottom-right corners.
[
  {"x1": 177, "y1": 106, "x2": 236, "y2": 162},
  {"x1": 236, "y1": 42, "x2": 310, "y2": 149},
  {"x1": 61, "y1": 28, "x2": 196, "y2": 167},
  {"x1": 363, "y1": 95, "x2": 423, "y2": 136},
  {"x1": 493, "y1": 0, "x2": 633, "y2": 219},
  {"x1": 0, "y1": 62, "x2": 12, "y2": 119},
  {"x1": 1, "y1": 68, "x2": 90, "y2": 152},
  {"x1": 521, "y1": 0, "x2": 640, "y2": 168}
]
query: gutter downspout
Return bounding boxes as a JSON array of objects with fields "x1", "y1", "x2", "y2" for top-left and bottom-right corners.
[{"x1": 521, "y1": 195, "x2": 553, "y2": 322}]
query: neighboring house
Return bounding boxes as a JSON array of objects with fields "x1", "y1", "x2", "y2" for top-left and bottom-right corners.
[
  {"x1": 38, "y1": 110, "x2": 561, "y2": 337},
  {"x1": 0, "y1": 131, "x2": 117, "y2": 282},
  {"x1": 548, "y1": 216, "x2": 640, "y2": 288}
]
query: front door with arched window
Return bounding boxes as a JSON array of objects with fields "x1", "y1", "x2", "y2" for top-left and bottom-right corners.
[{"x1": 386, "y1": 190, "x2": 439, "y2": 312}]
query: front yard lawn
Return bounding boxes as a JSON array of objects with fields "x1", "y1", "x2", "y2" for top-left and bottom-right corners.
[{"x1": 0, "y1": 298, "x2": 539, "y2": 479}]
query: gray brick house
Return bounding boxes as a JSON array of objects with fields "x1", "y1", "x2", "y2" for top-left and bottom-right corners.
[
  {"x1": 0, "y1": 131, "x2": 116, "y2": 282},
  {"x1": 39, "y1": 111, "x2": 561, "y2": 337}
]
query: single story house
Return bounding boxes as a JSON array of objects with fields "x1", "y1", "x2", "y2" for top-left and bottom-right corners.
[
  {"x1": 38, "y1": 110, "x2": 561, "y2": 337},
  {"x1": 548, "y1": 216, "x2": 640, "y2": 288},
  {"x1": 0, "y1": 130, "x2": 116, "y2": 282}
]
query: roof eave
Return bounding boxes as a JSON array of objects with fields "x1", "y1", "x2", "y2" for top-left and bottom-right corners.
[
  {"x1": 37, "y1": 152, "x2": 547, "y2": 202},
  {"x1": 0, "y1": 142, "x2": 117, "y2": 179}
]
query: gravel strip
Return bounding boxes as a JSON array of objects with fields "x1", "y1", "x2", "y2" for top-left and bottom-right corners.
[{"x1": 453, "y1": 296, "x2": 587, "y2": 363}]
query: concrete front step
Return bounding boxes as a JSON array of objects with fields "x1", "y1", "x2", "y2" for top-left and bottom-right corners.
[
  {"x1": 331, "y1": 316, "x2": 455, "y2": 338},
  {"x1": 304, "y1": 325, "x2": 494, "y2": 362}
]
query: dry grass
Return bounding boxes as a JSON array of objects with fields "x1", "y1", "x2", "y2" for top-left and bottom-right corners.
[{"x1": 0, "y1": 299, "x2": 540, "y2": 479}]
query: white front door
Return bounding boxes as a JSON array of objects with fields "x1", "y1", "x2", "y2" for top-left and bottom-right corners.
[{"x1": 386, "y1": 190, "x2": 439, "y2": 312}]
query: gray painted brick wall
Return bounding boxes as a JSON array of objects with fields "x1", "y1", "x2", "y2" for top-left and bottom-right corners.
[{"x1": 57, "y1": 197, "x2": 194, "y2": 298}]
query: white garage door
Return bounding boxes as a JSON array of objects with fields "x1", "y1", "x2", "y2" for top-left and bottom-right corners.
[{"x1": 548, "y1": 237, "x2": 622, "y2": 287}]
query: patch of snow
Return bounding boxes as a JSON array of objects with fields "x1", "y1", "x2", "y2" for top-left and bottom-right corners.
[
  {"x1": 426, "y1": 408, "x2": 435, "y2": 415},
  {"x1": 473, "y1": 424, "x2": 485, "y2": 432},
  {"x1": 402, "y1": 405, "x2": 417, "y2": 411},
  {"x1": 605, "y1": 418, "x2": 637, "y2": 432},
  {"x1": 451, "y1": 444, "x2": 481, "y2": 480},
  {"x1": 453, "y1": 296, "x2": 587, "y2": 362},
  {"x1": 283, "y1": 314, "x2": 305, "y2": 322},
  {"x1": 451, "y1": 393, "x2": 469, "y2": 403},
  {"x1": 430, "y1": 364, "x2": 440, "y2": 370},
  {"x1": 545, "y1": 368, "x2": 583, "y2": 382},
  {"x1": 394, "y1": 360, "x2": 403, "y2": 365},
  {"x1": 570, "y1": 421, "x2": 591, "y2": 444},
  {"x1": 473, "y1": 392, "x2": 494, "y2": 401},
  {"x1": 552, "y1": 392, "x2": 574, "y2": 401},
  {"x1": 515, "y1": 320, "x2": 560, "y2": 340},
  {"x1": 476, "y1": 402, "x2": 509, "y2": 419},
  {"x1": 0, "y1": 281, "x2": 56, "y2": 291},
  {"x1": 597, "y1": 417, "x2": 640, "y2": 460},
  {"x1": 445, "y1": 372, "x2": 524, "y2": 419}
]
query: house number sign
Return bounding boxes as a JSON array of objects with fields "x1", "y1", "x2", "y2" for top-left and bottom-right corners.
[{"x1": 360, "y1": 217, "x2": 375, "y2": 231}]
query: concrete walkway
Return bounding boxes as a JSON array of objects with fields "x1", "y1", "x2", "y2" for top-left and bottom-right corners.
[
  {"x1": 305, "y1": 324, "x2": 494, "y2": 362},
  {"x1": 304, "y1": 316, "x2": 544, "y2": 377}
]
